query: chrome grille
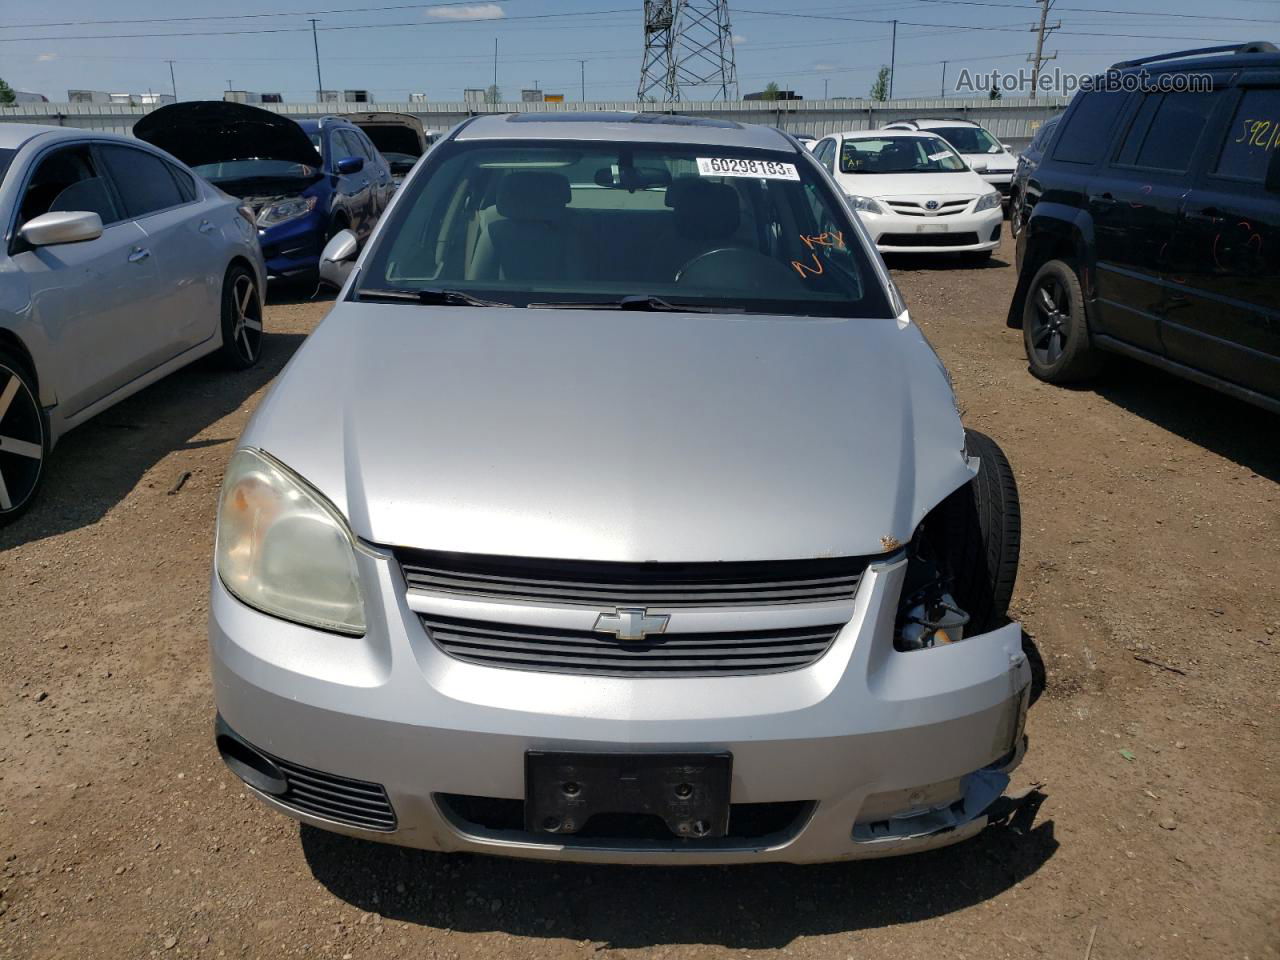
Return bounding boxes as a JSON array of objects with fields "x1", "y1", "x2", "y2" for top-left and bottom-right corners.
[
  {"x1": 273, "y1": 756, "x2": 396, "y2": 831},
  {"x1": 396, "y1": 550, "x2": 867, "y2": 608},
  {"x1": 422, "y1": 614, "x2": 843, "y2": 677},
  {"x1": 885, "y1": 199, "x2": 971, "y2": 217}
]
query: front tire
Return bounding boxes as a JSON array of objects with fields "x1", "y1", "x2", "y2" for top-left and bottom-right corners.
[
  {"x1": 938, "y1": 429, "x2": 1020, "y2": 634},
  {"x1": 1022, "y1": 258, "x2": 1102, "y2": 383},
  {"x1": 0, "y1": 352, "x2": 47, "y2": 527},
  {"x1": 220, "y1": 265, "x2": 263, "y2": 370}
]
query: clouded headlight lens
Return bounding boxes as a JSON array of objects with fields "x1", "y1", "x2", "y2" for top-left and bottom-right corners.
[
  {"x1": 216, "y1": 448, "x2": 366, "y2": 635},
  {"x1": 975, "y1": 191, "x2": 1002, "y2": 212},
  {"x1": 256, "y1": 195, "x2": 317, "y2": 227},
  {"x1": 848, "y1": 194, "x2": 887, "y2": 215}
]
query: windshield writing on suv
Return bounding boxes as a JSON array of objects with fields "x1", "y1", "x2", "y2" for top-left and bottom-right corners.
[
  {"x1": 931, "y1": 126, "x2": 1002, "y2": 154},
  {"x1": 840, "y1": 137, "x2": 966, "y2": 174},
  {"x1": 357, "y1": 141, "x2": 891, "y2": 318}
]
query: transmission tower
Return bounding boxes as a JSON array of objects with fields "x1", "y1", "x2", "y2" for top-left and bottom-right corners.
[{"x1": 638, "y1": 1, "x2": 738, "y2": 102}]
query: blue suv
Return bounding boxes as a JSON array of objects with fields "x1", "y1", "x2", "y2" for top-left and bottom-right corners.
[{"x1": 136, "y1": 102, "x2": 393, "y2": 282}]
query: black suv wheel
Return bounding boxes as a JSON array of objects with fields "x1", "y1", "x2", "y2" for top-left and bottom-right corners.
[{"x1": 1022, "y1": 259, "x2": 1102, "y2": 383}]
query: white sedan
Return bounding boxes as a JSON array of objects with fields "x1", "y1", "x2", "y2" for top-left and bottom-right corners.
[{"x1": 810, "y1": 130, "x2": 1003, "y2": 260}]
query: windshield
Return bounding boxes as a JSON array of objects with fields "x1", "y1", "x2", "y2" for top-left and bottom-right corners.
[
  {"x1": 192, "y1": 159, "x2": 318, "y2": 181},
  {"x1": 358, "y1": 140, "x2": 891, "y2": 318},
  {"x1": 839, "y1": 137, "x2": 966, "y2": 174},
  {"x1": 930, "y1": 126, "x2": 1002, "y2": 154},
  {"x1": 0, "y1": 148, "x2": 14, "y2": 188}
]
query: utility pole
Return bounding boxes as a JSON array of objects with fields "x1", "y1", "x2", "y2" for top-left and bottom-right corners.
[
  {"x1": 888, "y1": 20, "x2": 897, "y2": 100},
  {"x1": 309, "y1": 18, "x2": 324, "y2": 102},
  {"x1": 1028, "y1": 0, "x2": 1060, "y2": 100},
  {"x1": 579, "y1": 59, "x2": 586, "y2": 102},
  {"x1": 493, "y1": 37, "x2": 498, "y2": 102},
  {"x1": 166, "y1": 59, "x2": 177, "y2": 101},
  {"x1": 823, "y1": 78, "x2": 829, "y2": 100},
  {"x1": 940, "y1": 60, "x2": 947, "y2": 98}
]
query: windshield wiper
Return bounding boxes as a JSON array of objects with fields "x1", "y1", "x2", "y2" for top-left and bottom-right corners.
[
  {"x1": 356, "y1": 287, "x2": 512, "y2": 307},
  {"x1": 527, "y1": 295, "x2": 739, "y2": 313}
]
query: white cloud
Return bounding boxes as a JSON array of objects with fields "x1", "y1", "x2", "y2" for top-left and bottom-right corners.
[
  {"x1": 731, "y1": 33, "x2": 747, "y2": 44},
  {"x1": 425, "y1": 3, "x2": 505, "y2": 19},
  {"x1": 814, "y1": 62, "x2": 837, "y2": 73},
  {"x1": 36, "y1": 52, "x2": 57, "y2": 61}
]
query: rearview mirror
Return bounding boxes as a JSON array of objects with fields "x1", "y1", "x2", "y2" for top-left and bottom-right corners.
[
  {"x1": 318, "y1": 228, "x2": 359, "y2": 289},
  {"x1": 1267, "y1": 150, "x2": 1280, "y2": 194},
  {"x1": 20, "y1": 210, "x2": 103, "y2": 246},
  {"x1": 335, "y1": 156, "x2": 365, "y2": 175}
]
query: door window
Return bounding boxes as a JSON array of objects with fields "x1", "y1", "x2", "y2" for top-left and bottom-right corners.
[
  {"x1": 1214, "y1": 88, "x2": 1280, "y2": 182},
  {"x1": 17, "y1": 144, "x2": 121, "y2": 229},
  {"x1": 1112, "y1": 90, "x2": 1220, "y2": 172},
  {"x1": 97, "y1": 145, "x2": 186, "y2": 218},
  {"x1": 336, "y1": 130, "x2": 367, "y2": 162},
  {"x1": 1052, "y1": 90, "x2": 1129, "y2": 165}
]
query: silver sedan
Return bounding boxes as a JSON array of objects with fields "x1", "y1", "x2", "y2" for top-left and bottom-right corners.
[{"x1": 0, "y1": 124, "x2": 266, "y2": 524}]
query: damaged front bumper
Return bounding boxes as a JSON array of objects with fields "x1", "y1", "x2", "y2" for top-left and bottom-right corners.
[{"x1": 210, "y1": 550, "x2": 1032, "y2": 864}]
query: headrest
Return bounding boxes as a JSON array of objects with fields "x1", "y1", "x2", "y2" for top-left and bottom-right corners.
[
  {"x1": 496, "y1": 171, "x2": 572, "y2": 220},
  {"x1": 49, "y1": 177, "x2": 116, "y2": 220},
  {"x1": 664, "y1": 177, "x2": 740, "y2": 243}
]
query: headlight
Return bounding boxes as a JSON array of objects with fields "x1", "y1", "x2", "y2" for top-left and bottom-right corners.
[
  {"x1": 256, "y1": 195, "x2": 317, "y2": 228},
  {"x1": 847, "y1": 194, "x2": 887, "y2": 215},
  {"x1": 974, "y1": 191, "x2": 1002, "y2": 212},
  {"x1": 216, "y1": 448, "x2": 366, "y2": 635}
]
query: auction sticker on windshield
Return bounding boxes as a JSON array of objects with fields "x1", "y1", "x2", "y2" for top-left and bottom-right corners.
[{"x1": 697, "y1": 157, "x2": 800, "y2": 180}]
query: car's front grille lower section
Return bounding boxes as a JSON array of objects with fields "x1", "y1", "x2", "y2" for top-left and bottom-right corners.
[
  {"x1": 421, "y1": 613, "x2": 843, "y2": 677},
  {"x1": 396, "y1": 550, "x2": 867, "y2": 608},
  {"x1": 273, "y1": 756, "x2": 397, "y2": 831},
  {"x1": 438, "y1": 794, "x2": 812, "y2": 846},
  {"x1": 879, "y1": 231, "x2": 980, "y2": 248}
]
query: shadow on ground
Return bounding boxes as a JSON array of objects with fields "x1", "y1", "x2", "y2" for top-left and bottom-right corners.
[
  {"x1": 0, "y1": 331, "x2": 306, "y2": 550},
  {"x1": 1083, "y1": 356, "x2": 1280, "y2": 484},
  {"x1": 302, "y1": 799, "x2": 1055, "y2": 948}
]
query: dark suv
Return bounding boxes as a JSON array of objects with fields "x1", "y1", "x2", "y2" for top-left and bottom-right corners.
[{"x1": 1010, "y1": 42, "x2": 1279, "y2": 414}]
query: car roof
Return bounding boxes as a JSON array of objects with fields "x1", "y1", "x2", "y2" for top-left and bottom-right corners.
[
  {"x1": 840, "y1": 129, "x2": 943, "y2": 140},
  {"x1": 0, "y1": 123, "x2": 137, "y2": 151},
  {"x1": 889, "y1": 118, "x2": 980, "y2": 129},
  {"x1": 453, "y1": 112, "x2": 797, "y2": 152}
]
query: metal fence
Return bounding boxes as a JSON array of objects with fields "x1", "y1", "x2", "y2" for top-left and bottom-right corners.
[{"x1": 1, "y1": 96, "x2": 1070, "y2": 151}]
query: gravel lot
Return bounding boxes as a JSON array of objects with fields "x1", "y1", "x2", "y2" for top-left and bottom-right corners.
[{"x1": 2, "y1": 237, "x2": 1276, "y2": 959}]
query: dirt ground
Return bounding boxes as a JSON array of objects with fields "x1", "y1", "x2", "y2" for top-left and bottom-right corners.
[{"x1": 1, "y1": 236, "x2": 1276, "y2": 960}]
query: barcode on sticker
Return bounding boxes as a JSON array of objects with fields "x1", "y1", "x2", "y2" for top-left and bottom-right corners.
[{"x1": 697, "y1": 157, "x2": 800, "y2": 180}]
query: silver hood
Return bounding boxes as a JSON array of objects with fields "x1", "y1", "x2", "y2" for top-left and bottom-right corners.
[{"x1": 241, "y1": 305, "x2": 974, "y2": 562}]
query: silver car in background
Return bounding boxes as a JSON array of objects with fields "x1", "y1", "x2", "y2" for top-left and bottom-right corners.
[
  {"x1": 211, "y1": 113, "x2": 1030, "y2": 864},
  {"x1": 0, "y1": 124, "x2": 266, "y2": 524}
]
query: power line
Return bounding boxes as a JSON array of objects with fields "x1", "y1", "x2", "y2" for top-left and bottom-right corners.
[
  {"x1": 892, "y1": 0, "x2": 1277, "y2": 22},
  {"x1": 0, "y1": 0, "x2": 526, "y2": 30},
  {"x1": 0, "y1": 8, "x2": 628, "y2": 43}
]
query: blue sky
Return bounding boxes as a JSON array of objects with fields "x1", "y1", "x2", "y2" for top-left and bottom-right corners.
[{"x1": 1, "y1": 0, "x2": 1276, "y2": 103}]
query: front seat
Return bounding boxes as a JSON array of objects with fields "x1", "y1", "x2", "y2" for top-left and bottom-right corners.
[
  {"x1": 469, "y1": 172, "x2": 584, "y2": 283},
  {"x1": 664, "y1": 177, "x2": 742, "y2": 273}
]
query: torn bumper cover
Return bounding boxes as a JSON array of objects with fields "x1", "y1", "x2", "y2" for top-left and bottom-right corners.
[{"x1": 211, "y1": 547, "x2": 1032, "y2": 864}]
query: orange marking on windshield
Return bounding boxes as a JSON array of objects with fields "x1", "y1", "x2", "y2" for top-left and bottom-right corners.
[{"x1": 791, "y1": 252, "x2": 825, "y2": 278}]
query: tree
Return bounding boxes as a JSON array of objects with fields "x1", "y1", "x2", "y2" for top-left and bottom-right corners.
[
  {"x1": 761, "y1": 81, "x2": 780, "y2": 101},
  {"x1": 869, "y1": 66, "x2": 890, "y2": 102},
  {"x1": 0, "y1": 78, "x2": 15, "y2": 105},
  {"x1": 989, "y1": 86, "x2": 1003, "y2": 101},
  {"x1": 486, "y1": 84, "x2": 501, "y2": 104}
]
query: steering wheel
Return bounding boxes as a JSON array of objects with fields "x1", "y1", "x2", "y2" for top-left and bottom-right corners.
[{"x1": 675, "y1": 247, "x2": 801, "y2": 290}]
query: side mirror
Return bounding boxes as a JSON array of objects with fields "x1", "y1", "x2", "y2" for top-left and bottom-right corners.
[
  {"x1": 318, "y1": 228, "x2": 359, "y2": 289},
  {"x1": 970, "y1": 160, "x2": 989, "y2": 173},
  {"x1": 20, "y1": 210, "x2": 103, "y2": 246},
  {"x1": 335, "y1": 156, "x2": 364, "y2": 175},
  {"x1": 1266, "y1": 150, "x2": 1280, "y2": 194}
]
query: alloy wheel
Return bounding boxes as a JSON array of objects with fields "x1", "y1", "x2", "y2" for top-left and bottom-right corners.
[
  {"x1": 1028, "y1": 275, "x2": 1071, "y2": 366},
  {"x1": 0, "y1": 364, "x2": 44, "y2": 515},
  {"x1": 230, "y1": 274, "x2": 263, "y2": 364}
]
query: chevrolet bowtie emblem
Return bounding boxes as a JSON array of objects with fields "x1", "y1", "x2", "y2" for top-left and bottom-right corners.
[{"x1": 594, "y1": 608, "x2": 670, "y2": 642}]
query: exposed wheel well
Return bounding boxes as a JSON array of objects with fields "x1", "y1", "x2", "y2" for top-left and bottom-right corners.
[
  {"x1": 225, "y1": 256, "x2": 258, "y2": 285},
  {"x1": 1008, "y1": 233, "x2": 1079, "y2": 328}
]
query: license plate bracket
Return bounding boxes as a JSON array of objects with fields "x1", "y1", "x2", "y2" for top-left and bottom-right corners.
[{"x1": 525, "y1": 751, "x2": 732, "y2": 839}]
